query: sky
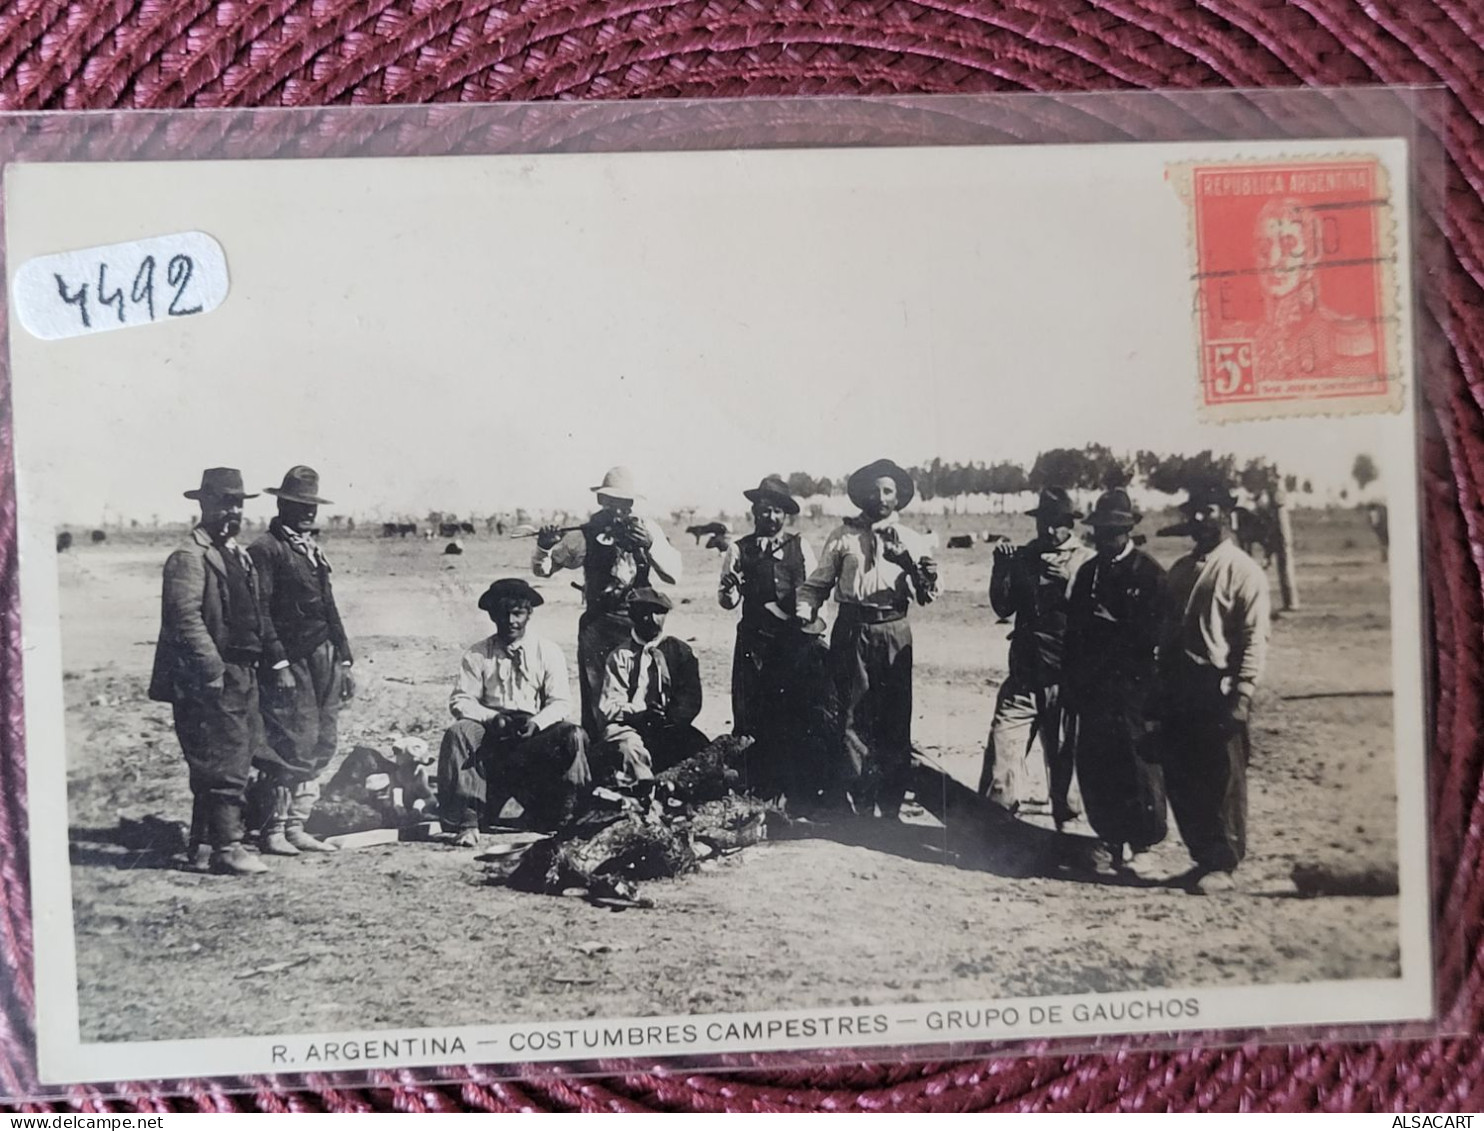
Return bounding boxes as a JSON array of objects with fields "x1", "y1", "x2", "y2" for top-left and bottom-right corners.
[{"x1": 6, "y1": 140, "x2": 1407, "y2": 525}]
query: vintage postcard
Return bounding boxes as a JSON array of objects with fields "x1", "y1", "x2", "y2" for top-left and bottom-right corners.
[{"x1": 6, "y1": 134, "x2": 1430, "y2": 1086}]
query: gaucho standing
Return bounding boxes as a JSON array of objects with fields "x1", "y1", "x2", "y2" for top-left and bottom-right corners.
[
  {"x1": 977, "y1": 486, "x2": 1093, "y2": 828},
  {"x1": 717, "y1": 475, "x2": 818, "y2": 799},
  {"x1": 1062, "y1": 487, "x2": 1169, "y2": 874},
  {"x1": 247, "y1": 466, "x2": 356, "y2": 857},
  {"x1": 796, "y1": 458, "x2": 938, "y2": 820},
  {"x1": 149, "y1": 468, "x2": 279, "y2": 876},
  {"x1": 1157, "y1": 483, "x2": 1271, "y2": 894},
  {"x1": 532, "y1": 466, "x2": 682, "y2": 740}
]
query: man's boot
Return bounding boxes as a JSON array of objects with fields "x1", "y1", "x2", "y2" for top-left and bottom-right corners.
[
  {"x1": 211, "y1": 842, "x2": 269, "y2": 876},
  {"x1": 184, "y1": 794, "x2": 212, "y2": 872},
  {"x1": 208, "y1": 797, "x2": 268, "y2": 875},
  {"x1": 260, "y1": 784, "x2": 301, "y2": 857},
  {"x1": 284, "y1": 780, "x2": 337, "y2": 853}
]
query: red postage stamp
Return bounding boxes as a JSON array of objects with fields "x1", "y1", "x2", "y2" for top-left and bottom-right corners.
[{"x1": 1173, "y1": 156, "x2": 1401, "y2": 422}]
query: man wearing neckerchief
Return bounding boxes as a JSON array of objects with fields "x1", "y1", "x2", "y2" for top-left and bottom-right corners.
[
  {"x1": 597, "y1": 587, "x2": 708, "y2": 781},
  {"x1": 796, "y1": 458, "x2": 938, "y2": 821},
  {"x1": 439, "y1": 578, "x2": 590, "y2": 847},
  {"x1": 248, "y1": 466, "x2": 355, "y2": 857},
  {"x1": 718, "y1": 474, "x2": 819, "y2": 801}
]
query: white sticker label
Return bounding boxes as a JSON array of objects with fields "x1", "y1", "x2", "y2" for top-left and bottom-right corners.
[{"x1": 13, "y1": 231, "x2": 228, "y2": 341}]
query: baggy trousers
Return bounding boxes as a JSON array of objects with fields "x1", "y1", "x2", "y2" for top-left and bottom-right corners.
[
  {"x1": 831, "y1": 607, "x2": 913, "y2": 816},
  {"x1": 577, "y1": 610, "x2": 633, "y2": 741},
  {"x1": 1069, "y1": 703, "x2": 1168, "y2": 852},
  {"x1": 438, "y1": 718, "x2": 592, "y2": 831},
  {"x1": 977, "y1": 674, "x2": 1072, "y2": 819},
  {"x1": 261, "y1": 641, "x2": 344, "y2": 782},
  {"x1": 173, "y1": 661, "x2": 265, "y2": 848},
  {"x1": 1162, "y1": 669, "x2": 1250, "y2": 872},
  {"x1": 259, "y1": 640, "x2": 346, "y2": 831}
]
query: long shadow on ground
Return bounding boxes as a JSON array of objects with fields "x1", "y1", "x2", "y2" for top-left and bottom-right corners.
[
  {"x1": 69, "y1": 815, "x2": 189, "y2": 871},
  {"x1": 779, "y1": 757, "x2": 1151, "y2": 888}
]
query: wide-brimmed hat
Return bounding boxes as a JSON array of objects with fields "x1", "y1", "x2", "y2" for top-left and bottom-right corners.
[
  {"x1": 627, "y1": 586, "x2": 673, "y2": 613},
  {"x1": 591, "y1": 466, "x2": 643, "y2": 502},
  {"x1": 846, "y1": 458, "x2": 915, "y2": 511},
  {"x1": 1084, "y1": 488, "x2": 1141, "y2": 529},
  {"x1": 265, "y1": 465, "x2": 333, "y2": 506},
  {"x1": 477, "y1": 578, "x2": 545, "y2": 613},
  {"x1": 1026, "y1": 487, "x2": 1082, "y2": 523},
  {"x1": 1177, "y1": 483, "x2": 1239, "y2": 516},
  {"x1": 743, "y1": 475, "x2": 800, "y2": 515},
  {"x1": 184, "y1": 468, "x2": 258, "y2": 501}
]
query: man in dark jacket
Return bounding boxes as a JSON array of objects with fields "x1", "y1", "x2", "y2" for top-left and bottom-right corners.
[
  {"x1": 977, "y1": 487, "x2": 1093, "y2": 827},
  {"x1": 597, "y1": 588, "x2": 708, "y2": 779},
  {"x1": 1062, "y1": 487, "x2": 1169, "y2": 875},
  {"x1": 149, "y1": 468, "x2": 280, "y2": 876},
  {"x1": 248, "y1": 466, "x2": 355, "y2": 856}
]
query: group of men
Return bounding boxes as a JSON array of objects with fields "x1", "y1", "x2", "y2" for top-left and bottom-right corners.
[
  {"x1": 150, "y1": 467, "x2": 353, "y2": 875},
  {"x1": 438, "y1": 458, "x2": 939, "y2": 842},
  {"x1": 151, "y1": 455, "x2": 1268, "y2": 893},
  {"x1": 979, "y1": 482, "x2": 1270, "y2": 891}
]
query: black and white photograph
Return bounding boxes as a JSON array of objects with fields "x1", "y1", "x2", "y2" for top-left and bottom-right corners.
[{"x1": 7, "y1": 134, "x2": 1431, "y2": 1084}]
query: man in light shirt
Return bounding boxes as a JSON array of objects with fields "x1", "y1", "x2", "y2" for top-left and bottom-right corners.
[
  {"x1": 1157, "y1": 483, "x2": 1272, "y2": 894},
  {"x1": 796, "y1": 458, "x2": 939, "y2": 820},
  {"x1": 532, "y1": 466, "x2": 682, "y2": 740},
  {"x1": 597, "y1": 587, "x2": 708, "y2": 780},
  {"x1": 437, "y1": 578, "x2": 590, "y2": 846}
]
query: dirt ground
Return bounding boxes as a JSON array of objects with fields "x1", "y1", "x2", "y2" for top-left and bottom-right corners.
[{"x1": 57, "y1": 507, "x2": 1402, "y2": 1043}]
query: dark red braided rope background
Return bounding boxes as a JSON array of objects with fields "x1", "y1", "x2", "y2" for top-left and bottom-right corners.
[{"x1": 0, "y1": 0, "x2": 1482, "y2": 1114}]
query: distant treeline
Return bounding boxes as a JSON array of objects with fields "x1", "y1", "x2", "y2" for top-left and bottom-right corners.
[{"x1": 781, "y1": 446, "x2": 1330, "y2": 503}]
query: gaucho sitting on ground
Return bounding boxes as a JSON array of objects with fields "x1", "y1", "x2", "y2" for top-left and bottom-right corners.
[
  {"x1": 596, "y1": 587, "x2": 710, "y2": 780},
  {"x1": 437, "y1": 578, "x2": 591, "y2": 846}
]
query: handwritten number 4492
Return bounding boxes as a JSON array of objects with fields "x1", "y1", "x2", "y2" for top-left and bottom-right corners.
[{"x1": 53, "y1": 254, "x2": 202, "y2": 329}]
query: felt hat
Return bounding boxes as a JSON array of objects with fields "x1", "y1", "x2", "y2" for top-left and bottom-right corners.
[
  {"x1": 1084, "y1": 488, "x2": 1141, "y2": 529},
  {"x1": 626, "y1": 586, "x2": 673, "y2": 613},
  {"x1": 591, "y1": 466, "x2": 643, "y2": 502},
  {"x1": 798, "y1": 613, "x2": 828, "y2": 637},
  {"x1": 743, "y1": 475, "x2": 800, "y2": 515},
  {"x1": 265, "y1": 465, "x2": 334, "y2": 506},
  {"x1": 477, "y1": 578, "x2": 545, "y2": 613},
  {"x1": 184, "y1": 468, "x2": 258, "y2": 501},
  {"x1": 1025, "y1": 486, "x2": 1082, "y2": 522},
  {"x1": 846, "y1": 458, "x2": 915, "y2": 511},
  {"x1": 1177, "y1": 482, "x2": 1239, "y2": 516}
]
